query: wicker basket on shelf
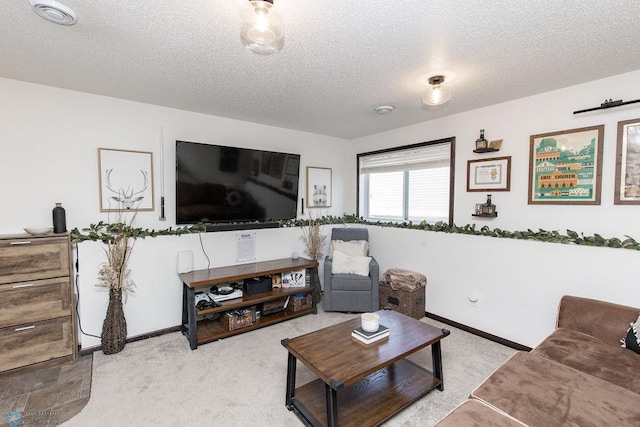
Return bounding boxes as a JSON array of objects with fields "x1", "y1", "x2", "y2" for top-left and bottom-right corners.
[
  {"x1": 289, "y1": 293, "x2": 313, "y2": 312},
  {"x1": 222, "y1": 308, "x2": 255, "y2": 331}
]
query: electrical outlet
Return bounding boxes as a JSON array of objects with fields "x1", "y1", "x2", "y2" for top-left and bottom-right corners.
[{"x1": 469, "y1": 292, "x2": 479, "y2": 308}]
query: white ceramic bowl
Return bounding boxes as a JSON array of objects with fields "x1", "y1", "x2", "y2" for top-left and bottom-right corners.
[
  {"x1": 361, "y1": 312, "x2": 380, "y2": 332},
  {"x1": 24, "y1": 226, "x2": 53, "y2": 235}
]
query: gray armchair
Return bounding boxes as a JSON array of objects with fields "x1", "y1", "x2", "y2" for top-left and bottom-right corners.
[{"x1": 323, "y1": 228, "x2": 379, "y2": 312}]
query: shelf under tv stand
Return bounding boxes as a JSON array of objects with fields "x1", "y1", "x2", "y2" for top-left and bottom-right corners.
[{"x1": 179, "y1": 257, "x2": 319, "y2": 349}]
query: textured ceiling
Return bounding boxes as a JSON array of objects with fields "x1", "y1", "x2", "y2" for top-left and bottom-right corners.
[{"x1": 2, "y1": 1, "x2": 639, "y2": 139}]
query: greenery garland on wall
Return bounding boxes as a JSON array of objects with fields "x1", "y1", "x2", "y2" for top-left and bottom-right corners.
[
  {"x1": 71, "y1": 214, "x2": 640, "y2": 251},
  {"x1": 304, "y1": 215, "x2": 640, "y2": 250},
  {"x1": 70, "y1": 222, "x2": 206, "y2": 244}
]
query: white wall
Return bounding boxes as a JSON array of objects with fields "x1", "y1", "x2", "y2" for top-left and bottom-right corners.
[
  {"x1": 0, "y1": 77, "x2": 350, "y2": 348},
  {"x1": 3, "y1": 70, "x2": 640, "y2": 350},
  {"x1": 352, "y1": 69, "x2": 640, "y2": 347}
]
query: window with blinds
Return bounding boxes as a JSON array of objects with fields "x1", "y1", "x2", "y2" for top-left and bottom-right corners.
[{"x1": 357, "y1": 138, "x2": 454, "y2": 224}]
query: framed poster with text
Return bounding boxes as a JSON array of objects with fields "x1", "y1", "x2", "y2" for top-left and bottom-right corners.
[{"x1": 528, "y1": 125, "x2": 604, "y2": 205}]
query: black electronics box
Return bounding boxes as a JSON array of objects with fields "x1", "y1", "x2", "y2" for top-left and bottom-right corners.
[{"x1": 244, "y1": 276, "x2": 272, "y2": 295}]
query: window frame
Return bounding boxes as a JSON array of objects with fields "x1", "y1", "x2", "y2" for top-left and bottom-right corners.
[{"x1": 356, "y1": 137, "x2": 456, "y2": 226}]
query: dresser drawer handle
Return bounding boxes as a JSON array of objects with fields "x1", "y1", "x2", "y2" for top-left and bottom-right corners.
[
  {"x1": 10, "y1": 241, "x2": 32, "y2": 245},
  {"x1": 14, "y1": 325, "x2": 35, "y2": 332},
  {"x1": 12, "y1": 284, "x2": 34, "y2": 288}
]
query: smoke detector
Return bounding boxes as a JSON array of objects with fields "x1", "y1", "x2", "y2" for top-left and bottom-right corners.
[
  {"x1": 375, "y1": 105, "x2": 395, "y2": 114},
  {"x1": 29, "y1": 0, "x2": 77, "y2": 25}
]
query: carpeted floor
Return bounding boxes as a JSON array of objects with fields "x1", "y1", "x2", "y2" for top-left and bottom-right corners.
[{"x1": 62, "y1": 308, "x2": 516, "y2": 426}]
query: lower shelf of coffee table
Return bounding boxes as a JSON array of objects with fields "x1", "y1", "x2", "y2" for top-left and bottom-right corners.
[
  {"x1": 291, "y1": 359, "x2": 440, "y2": 427},
  {"x1": 194, "y1": 307, "x2": 315, "y2": 344}
]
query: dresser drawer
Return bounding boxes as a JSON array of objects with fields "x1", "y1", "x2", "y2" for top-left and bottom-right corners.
[
  {"x1": 0, "y1": 278, "x2": 72, "y2": 328},
  {"x1": 0, "y1": 236, "x2": 70, "y2": 285},
  {"x1": 0, "y1": 316, "x2": 74, "y2": 372}
]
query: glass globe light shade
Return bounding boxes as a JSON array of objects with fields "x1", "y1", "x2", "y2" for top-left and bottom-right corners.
[
  {"x1": 240, "y1": 0, "x2": 284, "y2": 55},
  {"x1": 422, "y1": 75, "x2": 451, "y2": 106},
  {"x1": 422, "y1": 83, "x2": 451, "y2": 106}
]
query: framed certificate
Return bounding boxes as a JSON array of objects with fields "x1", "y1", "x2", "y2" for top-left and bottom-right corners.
[{"x1": 467, "y1": 156, "x2": 511, "y2": 192}]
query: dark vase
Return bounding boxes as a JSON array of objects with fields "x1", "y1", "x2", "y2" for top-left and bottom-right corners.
[
  {"x1": 52, "y1": 203, "x2": 67, "y2": 233},
  {"x1": 102, "y1": 288, "x2": 127, "y2": 354}
]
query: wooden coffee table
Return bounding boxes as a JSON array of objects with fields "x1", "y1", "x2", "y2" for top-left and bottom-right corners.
[{"x1": 281, "y1": 309, "x2": 450, "y2": 427}]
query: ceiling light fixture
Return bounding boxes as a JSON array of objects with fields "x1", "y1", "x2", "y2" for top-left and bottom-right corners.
[
  {"x1": 375, "y1": 105, "x2": 395, "y2": 114},
  {"x1": 422, "y1": 75, "x2": 451, "y2": 106},
  {"x1": 29, "y1": 0, "x2": 77, "y2": 25},
  {"x1": 240, "y1": 0, "x2": 284, "y2": 55}
]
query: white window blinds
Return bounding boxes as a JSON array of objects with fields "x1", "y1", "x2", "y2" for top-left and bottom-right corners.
[
  {"x1": 359, "y1": 143, "x2": 451, "y2": 173},
  {"x1": 358, "y1": 140, "x2": 453, "y2": 224}
]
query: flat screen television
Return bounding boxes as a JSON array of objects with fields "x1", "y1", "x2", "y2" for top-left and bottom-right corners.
[{"x1": 175, "y1": 140, "x2": 300, "y2": 225}]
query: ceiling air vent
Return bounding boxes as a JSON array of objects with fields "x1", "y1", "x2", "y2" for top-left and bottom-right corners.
[{"x1": 29, "y1": 0, "x2": 78, "y2": 25}]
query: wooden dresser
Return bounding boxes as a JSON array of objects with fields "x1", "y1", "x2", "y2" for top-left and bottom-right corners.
[{"x1": 0, "y1": 233, "x2": 77, "y2": 373}]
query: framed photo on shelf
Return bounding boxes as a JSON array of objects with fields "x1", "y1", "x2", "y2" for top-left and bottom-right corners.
[
  {"x1": 614, "y1": 117, "x2": 640, "y2": 204},
  {"x1": 98, "y1": 148, "x2": 154, "y2": 212},
  {"x1": 282, "y1": 270, "x2": 306, "y2": 288},
  {"x1": 528, "y1": 125, "x2": 604, "y2": 205},
  {"x1": 306, "y1": 166, "x2": 332, "y2": 208},
  {"x1": 467, "y1": 156, "x2": 511, "y2": 192}
]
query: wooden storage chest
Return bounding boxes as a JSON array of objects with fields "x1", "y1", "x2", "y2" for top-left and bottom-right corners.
[{"x1": 0, "y1": 233, "x2": 76, "y2": 373}]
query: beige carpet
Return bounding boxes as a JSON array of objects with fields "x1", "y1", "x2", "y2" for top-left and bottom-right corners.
[{"x1": 62, "y1": 308, "x2": 516, "y2": 426}]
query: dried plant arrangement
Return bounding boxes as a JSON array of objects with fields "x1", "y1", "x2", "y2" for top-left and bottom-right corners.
[
  {"x1": 95, "y1": 209, "x2": 138, "y2": 354},
  {"x1": 95, "y1": 211, "x2": 138, "y2": 297},
  {"x1": 300, "y1": 211, "x2": 327, "y2": 260}
]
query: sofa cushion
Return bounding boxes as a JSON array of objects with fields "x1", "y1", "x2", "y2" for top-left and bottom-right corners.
[
  {"x1": 331, "y1": 251, "x2": 371, "y2": 276},
  {"x1": 532, "y1": 327, "x2": 640, "y2": 394},
  {"x1": 434, "y1": 399, "x2": 526, "y2": 427},
  {"x1": 471, "y1": 352, "x2": 640, "y2": 426},
  {"x1": 621, "y1": 313, "x2": 640, "y2": 355},
  {"x1": 556, "y1": 295, "x2": 639, "y2": 347}
]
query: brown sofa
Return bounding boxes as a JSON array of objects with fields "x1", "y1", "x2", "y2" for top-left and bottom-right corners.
[{"x1": 435, "y1": 295, "x2": 640, "y2": 426}]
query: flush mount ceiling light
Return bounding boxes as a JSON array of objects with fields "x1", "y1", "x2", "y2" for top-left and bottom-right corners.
[
  {"x1": 240, "y1": 0, "x2": 284, "y2": 55},
  {"x1": 29, "y1": 0, "x2": 77, "y2": 25},
  {"x1": 375, "y1": 105, "x2": 395, "y2": 114},
  {"x1": 422, "y1": 75, "x2": 451, "y2": 106}
]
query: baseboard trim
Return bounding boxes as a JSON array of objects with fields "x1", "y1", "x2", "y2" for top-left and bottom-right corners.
[
  {"x1": 78, "y1": 314, "x2": 532, "y2": 355},
  {"x1": 425, "y1": 312, "x2": 532, "y2": 352},
  {"x1": 79, "y1": 325, "x2": 182, "y2": 356}
]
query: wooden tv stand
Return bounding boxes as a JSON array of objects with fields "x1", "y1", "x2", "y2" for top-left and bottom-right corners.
[{"x1": 179, "y1": 257, "x2": 319, "y2": 349}]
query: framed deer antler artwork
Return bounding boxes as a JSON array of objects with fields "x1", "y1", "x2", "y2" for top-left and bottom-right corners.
[{"x1": 98, "y1": 148, "x2": 154, "y2": 212}]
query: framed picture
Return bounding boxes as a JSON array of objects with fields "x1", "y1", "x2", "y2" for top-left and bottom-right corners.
[
  {"x1": 528, "y1": 125, "x2": 604, "y2": 205},
  {"x1": 306, "y1": 167, "x2": 332, "y2": 208},
  {"x1": 467, "y1": 156, "x2": 511, "y2": 192},
  {"x1": 282, "y1": 269, "x2": 306, "y2": 288},
  {"x1": 98, "y1": 148, "x2": 154, "y2": 211},
  {"x1": 614, "y1": 117, "x2": 640, "y2": 204}
]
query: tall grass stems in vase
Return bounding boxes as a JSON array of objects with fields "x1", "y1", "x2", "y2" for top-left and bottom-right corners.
[
  {"x1": 300, "y1": 211, "x2": 327, "y2": 303},
  {"x1": 96, "y1": 210, "x2": 137, "y2": 354}
]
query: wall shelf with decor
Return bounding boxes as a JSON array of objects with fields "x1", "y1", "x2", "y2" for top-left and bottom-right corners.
[
  {"x1": 472, "y1": 212, "x2": 498, "y2": 218},
  {"x1": 473, "y1": 147, "x2": 500, "y2": 154},
  {"x1": 179, "y1": 257, "x2": 319, "y2": 349},
  {"x1": 473, "y1": 129, "x2": 503, "y2": 153}
]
